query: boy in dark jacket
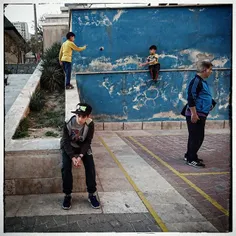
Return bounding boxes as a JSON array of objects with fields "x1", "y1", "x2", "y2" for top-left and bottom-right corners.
[
  {"x1": 60, "y1": 103, "x2": 100, "y2": 209},
  {"x1": 184, "y1": 61, "x2": 216, "y2": 168}
]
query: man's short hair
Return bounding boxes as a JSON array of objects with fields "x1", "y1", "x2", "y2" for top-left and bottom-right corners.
[
  {"x1": 196, "y1": 60, "x2": 213, "y2": 73},
  {"x1": 149, "y1": 45, "x2": 157, "y2": 50},
  {"x1": 66, "y1": 32, "x2": 75, "y2": 39}
]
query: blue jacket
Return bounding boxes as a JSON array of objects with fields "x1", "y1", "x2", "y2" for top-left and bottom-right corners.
[{"x1": 187, "y1": 74, "x2": 216, "y2": 115}]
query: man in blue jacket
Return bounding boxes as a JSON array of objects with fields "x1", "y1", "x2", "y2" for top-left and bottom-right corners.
[{"x1": 184, "y1": 61, "x2": 216, "y2": 168}]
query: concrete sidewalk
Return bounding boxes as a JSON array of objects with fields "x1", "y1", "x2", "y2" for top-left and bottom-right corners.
[
  {"x1": 4, "y1": 74, "x2": 32, "y2": 114},
  {"x1": 4, "y1": 129, "x2": 231, "y2": 232}
]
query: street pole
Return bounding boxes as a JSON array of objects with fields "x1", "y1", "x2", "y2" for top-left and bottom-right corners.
[
  {"x1": 33, "y1": 3, "x2": 39, "y2": 62},
  {"x1": 34, "y1": 3, "x2": 38, "y2": 42}
]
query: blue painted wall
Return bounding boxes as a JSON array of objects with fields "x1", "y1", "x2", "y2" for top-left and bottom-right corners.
[
  {"x1": 71, "y1": 5, "x2": 232, "y2": 121},
  {"x1": 77, "y1": 70, "x2": 230, "y2": 121}
]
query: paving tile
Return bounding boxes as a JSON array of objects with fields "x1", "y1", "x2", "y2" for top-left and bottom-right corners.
[
  {"x1": 96, "y1": 167, "x2": 126, "y2": 179},
  {"x1": 143, "y1": 189, "x2": 187, "y2": 204},
  {"x1": 99, "y1": 191, "x2": 148, "y2": 214},
  {"x1": 5, "y1": 195, "x2": 24, "y2": 217},
  {"x1": 131, "y1": 221, "x2": 152, "y2": 232},
  {"x1": 53, "y1": 215, "x2": 68, "y2": 226},
  {"x1": 126, "y1": 213, "x2": 147, "y2": 222},
  {"x1": 165, "y1": 221, "x2": 218, "y2": 232},
  {"x1": 151, "y1": 203, "x2": 207, "y2": 223},
  {"x1": 14, "y1": 193, "x2": 102, "y2": 217},
  {"x1": 112, "y1": 222, "x2": 135, "y2": 232},
  {"x1": 67, "y1": 222, "x2": 82, "y2": 232},
  {"x1": 147, "y1": 224, "x2": 162, "y2": 232},
  {"x1": 99, "y1": 177, "x2": 134, "y2": 192}
]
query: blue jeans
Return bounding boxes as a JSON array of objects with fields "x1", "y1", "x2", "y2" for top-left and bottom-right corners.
[{"x1": 62, "y1": 61, "x2": 72, "y2": 86}]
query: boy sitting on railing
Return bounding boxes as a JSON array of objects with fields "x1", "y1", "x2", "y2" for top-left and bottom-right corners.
[{"x1": 139, "y1": 45, "x2": 160, "y2": 82}]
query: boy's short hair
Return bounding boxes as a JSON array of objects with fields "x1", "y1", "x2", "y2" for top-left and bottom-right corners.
[
  {"x1": 66, "y1": 32, "x2": 75, "y2": 39},
  {"x1": 71, "y1": 103, "x2": 92, "y2": 117},
  {"x1": 149, "y1": 45, "x2": 157, "y2": 50},
  {"x1": 196, "y1": 60, "x2": 213, "y2": 73}
]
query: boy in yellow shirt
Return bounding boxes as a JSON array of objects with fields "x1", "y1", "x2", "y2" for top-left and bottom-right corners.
[
  {"x1": 59, "y1": 32, "x2": 87, "y2": 89},
  {"x1": 139, "y1": 45, "x2": 160, "y2": 82}
]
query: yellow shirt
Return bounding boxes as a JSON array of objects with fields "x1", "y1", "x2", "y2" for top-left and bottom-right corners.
[
  {"x1": 147, "y1": 53, "x2": 158, "y2": 65},
  {"x1": 59, "y1": 40, "x2": 86, "y2": 63}
]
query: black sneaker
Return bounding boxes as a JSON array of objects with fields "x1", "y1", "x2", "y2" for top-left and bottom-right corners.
[
  {"x1": 62, "y1": 194, "x2": 72, "y2": 210},
  {"x1": 88, "y1": 193, "x2": 100, "y2": 209},
  {"x1": 184, "y1": 154, "x2": 203, "y2": 162},
  {"x1": 187, "y1": 161, "x2": 205, "y2": 168}
]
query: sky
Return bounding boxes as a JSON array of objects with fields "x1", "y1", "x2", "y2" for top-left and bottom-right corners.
[
  {"x1": 4, "y1": 2, "x2": 151, "y2": 35},
  {"x1": 4, "y1": 3, "x2": 64, "y2": 34}
]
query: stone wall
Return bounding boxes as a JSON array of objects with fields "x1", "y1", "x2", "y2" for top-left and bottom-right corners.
[{"x1": 5, "y1": 64, "x2": 38, "y2": 74}]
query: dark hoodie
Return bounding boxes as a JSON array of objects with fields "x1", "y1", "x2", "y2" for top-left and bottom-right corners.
[{"x1": 60, "y1": 115, "x2": 94, "y2": 159}]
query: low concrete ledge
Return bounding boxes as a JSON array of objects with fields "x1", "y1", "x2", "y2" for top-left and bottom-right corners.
[
  {"x1": 5, "y1": 63, "x2": 42, "y2": 150},
  {"x1": 104, "y1": 122, "x2": 124, "y2": 131},
  {"x1": 6, "y1": 138, "x2": 60, "y2": 152},
  {"x1": 5, "y1": 150, "x2": 102, "y2": 195},
  {"x1": 143, "y1": 121, "x2": 162, "y2": 130},
  {"x1": 94, "y1": 120, "x2": 230, "y2": 131},
  {"x1": 124, "y1": 122, "x2": 142, "y2": 130}
]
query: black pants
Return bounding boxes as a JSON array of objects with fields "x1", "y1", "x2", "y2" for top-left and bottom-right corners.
[
  {"x1": 61, "y1": 149, "x2": 97, "y2": 195},
  {"x1": 149, "y1": 63, "x2": 160, "y2": 80},
  {"x1": 186, "y1": 116, "x2": 206, "y2": 162}
]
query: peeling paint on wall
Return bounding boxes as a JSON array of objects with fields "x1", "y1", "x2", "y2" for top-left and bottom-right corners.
[
  {"x1": 92, "y1": 114, "x2": 128, "y2": 121},
  {"x1": 88, "y1": 57, "x2": 113, "y2": 71},
  {"x1": 152, "y1": 111, "x2": 183, "y2": 119},
  {"x1": 180, "y1": 49, "x2": 214, "y2": 64},
  {"x1": 212, "y1": 58, "x2": 228, "y2": 68},
  {"x1": 158, "y1": 54, "x2": 178, "y2": 60},
  {"x1": 113, "y1": 10, "x2": 126, "y2": 22},
  {"x1": 78, "y1": 13, "x2": 112, "y2": 26}
]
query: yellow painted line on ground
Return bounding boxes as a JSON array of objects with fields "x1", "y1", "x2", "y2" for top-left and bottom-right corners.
[
  {"x1": 181, "y1": 172, "x2": 230, "y2": 176},
  {"x1": 128, "y1": 136, "x2": 229, "y2": 217},
  {"x1": 98, "y1": 136, "x2": 169, "y2": 232}
]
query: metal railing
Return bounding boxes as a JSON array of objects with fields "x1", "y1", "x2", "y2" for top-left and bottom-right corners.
[{"x1": 75, "y1": 67, "x2": 231, "y2": 75}]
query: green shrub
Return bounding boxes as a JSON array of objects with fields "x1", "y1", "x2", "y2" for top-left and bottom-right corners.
[
  {"x1": 45, "y1": 131, "x2": 59, "y2": 137},
  {"x1": 4, "y1": 69, "x2": 12, "y2": 74},
  {"x1": 40, "y1": 42, "x2": 64, "y2": 91},
  {"x1": 41, "y1": 42, "x2": 62, "y2": 67},
  {"x1": 13, "y1": 117, "x2": 29, "y2": 139},
  {"x1": 29, "y1": 89, "x2": 45, "y2": 112},
  {"x1": 40, "y1": 66, "x2": 64, "y2": 92}
]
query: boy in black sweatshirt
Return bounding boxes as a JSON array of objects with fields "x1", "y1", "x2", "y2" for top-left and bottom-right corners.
[{"x1": 60, "y1": 103, "x2": 100, "y2": 210}]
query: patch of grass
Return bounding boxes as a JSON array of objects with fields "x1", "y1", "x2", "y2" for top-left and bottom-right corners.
[
  {"x1": 13, "y1": 117, "x2": 30, "y2": 139},
  {"x1": 44, "y1": 131, "x2": 59, "y2": 137},
  {"x1": 30, "y1": 109, "x2": 64, "y2": 130},
  {"x1": 29, "y1": 89, "x2": 45, "y2": 112}
]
